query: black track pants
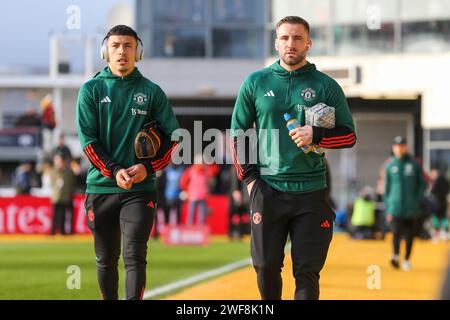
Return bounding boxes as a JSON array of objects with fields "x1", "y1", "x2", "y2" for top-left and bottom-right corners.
[
  {"x1": 84, "y1": 192, "x2": 156, "y2": 300},
  {"x1": 249, "y1": 179, "x2": 334, "y2": 300},
  {"x1": 392, "y1": 217, "x2": 416, "y2": 260}
]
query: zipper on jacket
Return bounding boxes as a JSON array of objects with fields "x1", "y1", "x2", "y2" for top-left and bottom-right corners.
[{"x1": 285, "y1": 72, "x2": 292, "y2": 106}]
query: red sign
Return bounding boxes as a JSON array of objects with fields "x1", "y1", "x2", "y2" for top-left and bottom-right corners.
[
  {"x1": 0, "y1": 194, "x2": 89, "y2": 234},
  {"x1": 0, "y1": 194, "x2": 230, "y2": 235}
]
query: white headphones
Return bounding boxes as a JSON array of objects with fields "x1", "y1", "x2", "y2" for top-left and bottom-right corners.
[{"x1": 100, "y1": 36, "x2": 144, "y2": 62}]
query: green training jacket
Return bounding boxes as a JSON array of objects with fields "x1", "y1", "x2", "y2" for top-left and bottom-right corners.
[
  {"x1": 231, "y1": 60, "x2": 356, "y2": 194},
  {"x1": 76, "y1": 67, "x2": 179, "y2": 194},
  {"x1": 384, "y1": 154, "x2": 426, "y2": 218}
]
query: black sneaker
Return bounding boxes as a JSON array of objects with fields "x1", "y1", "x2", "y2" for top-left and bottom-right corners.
[{"x1": 390, "y1": 257, "x2": 400, "y2": 269}]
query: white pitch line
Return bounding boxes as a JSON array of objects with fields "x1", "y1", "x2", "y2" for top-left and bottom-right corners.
[{"x1": 143, "y1": 257, "x2": 252, "y2": 300}]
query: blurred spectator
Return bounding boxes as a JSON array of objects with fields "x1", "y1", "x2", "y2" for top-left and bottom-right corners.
[
  {"x1": 154, "y1": 170, "x2": 167, "y2": 239},
  {"x1": 50, "y1": 152, "x2": 75, "y2": 235},
  {"x1": 40, "y1": 94, "x2": 56, "y2": 130},
  {"x1": 180, "y1": 155, "x2": 219, "y2": 226},
  {"x1": 15, "y1": 108, "x2": 41, "y2": 127},
  {"x1": 52, "y1": 133, "x2": 72, "y2": 163},
  {"x1": 428, "y1": 168, "x2": 450, "y2": 242},
  {"x1": 12, "y1": 161, "x2": 41, "y2": 194},
  {"x1": 38, "y1": 157, "x2": 54, "y2": 190},
  {"x1": 384, "y1": 136, "x2": 426, "y2": 271},
  {"x1": 415, "y1": 158, "x2": 432, "y2": 240},
  {"x1": 70, "y1": 157, "x2": 87, "y2": 193},
  {"x1": 228, "y1": 168, "x2": 250, "y2": 240},
  {"x1": 374, "y1": 174, "x2": 387, "y2": 239},
  {"x1": 334, "y1": 209, "x2": 348, "y2": 231},
  {"x1": 164, "y1": 163, "x2": 184, "y2": 225},
  {"x1": 164, "y1": 34, "x2": 176, "y2": 56},
  {"x1": 349, "y1": 186, "x2": 376, "y2": 239}
]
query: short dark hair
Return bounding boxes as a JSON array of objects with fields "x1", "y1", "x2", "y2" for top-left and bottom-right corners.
[
  {"x1": 104, "y1": 25, "x2": 140, "y2": 42},
  {"x1": 276, "y1": 16, "x2": 310, "y2": 34}
]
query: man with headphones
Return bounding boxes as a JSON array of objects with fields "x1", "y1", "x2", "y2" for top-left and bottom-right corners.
[
  {"x1": 231, "y1": 16, "x2": 356, "y2": 299},
  {"x1": 76, "y1": 25, "x2": 179, "y2": 300}
]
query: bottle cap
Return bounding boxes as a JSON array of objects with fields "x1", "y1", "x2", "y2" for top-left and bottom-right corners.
[{"x1": 283, "y1": 113, "x2": 291, "y2": 121}]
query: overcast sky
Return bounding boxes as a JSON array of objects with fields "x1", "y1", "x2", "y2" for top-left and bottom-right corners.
[{"x1": 3, "y1": 0, "x2": 134, "y2": 70}]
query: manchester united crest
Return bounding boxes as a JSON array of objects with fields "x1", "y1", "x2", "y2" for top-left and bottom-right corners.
[
  {"x1": 133, "y1": 93, "x2": 148, "y2": 106},
  {"x1": 300, "y1": 88, "x2": 316, "y2": 102},
  {"x1": 253, "y1": 212, "x2": 262, "y2": 225},
  {"x1": 88, "y1": 209, "x2": 95, "y2": 222}
]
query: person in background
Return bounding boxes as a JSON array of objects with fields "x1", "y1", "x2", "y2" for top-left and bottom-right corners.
[
  {"x1": 37, "y1": 157, "x2": 54, "y2": 191},
  {"x1": 15, "y1": 108, "x2": 42, "y2": 127},
  {"x1": 350, "y1": 186, "x2": 376, "y2": 239},
  {"x1": 12, "y1": 161, "x2": 41, "y2": 195},
  {"x1": 70, "y1": 157, "x2": 87, "y2": 193},
  {"x1": 164, "y1": 163, "x2": 184, "y2": 226},
  {"x1": 428, "y1": 167, "x2": 450, "y2": 242},
  {"x1": 384, "y1": 136, "x2": 425, "y2": 271},
  {"x1": 52, "y1": 133, "x2": 72, "y2": 163},
  {"x1": 180, "y1": 155, "x2": 219, "y2": 226},
  {"x1": 228, "y1": 169, "x2": 250, "y2": 240},
  {"x1": 50, "y1": 152, "x2": 76, "y2": 235}
]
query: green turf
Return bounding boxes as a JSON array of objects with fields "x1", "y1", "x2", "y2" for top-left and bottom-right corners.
[{"x1": 0, "y1": 238, "x2": 250, "y2": 300}]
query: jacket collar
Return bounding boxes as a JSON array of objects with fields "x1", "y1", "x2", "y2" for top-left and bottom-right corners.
[{"x1": 270, "y1": 60, "x2": 316, "y2": 79}]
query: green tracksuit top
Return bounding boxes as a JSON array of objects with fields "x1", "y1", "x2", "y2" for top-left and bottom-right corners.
[
  {"x1": 384, "y1": 154, "x2": 426, "y2": 218},
  {"x1": 231, "y1": 61, "x2": 356, "y2": 194},
  {"x1": 76, "y1": 67, "x2": 179, "y2": 194}
]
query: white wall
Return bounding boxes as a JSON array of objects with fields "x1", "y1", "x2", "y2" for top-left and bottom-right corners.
[
  {"x1": 138, "y1": 59, "x2": 265, "y2": 98},
  {"x1": 303, "y1": 53, "x2": 450, "y2": 129}
]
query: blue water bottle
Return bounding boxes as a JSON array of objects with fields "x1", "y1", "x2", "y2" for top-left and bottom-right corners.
[{"x1": 284, "y1": 113, "x2": 311, "y2": 153}]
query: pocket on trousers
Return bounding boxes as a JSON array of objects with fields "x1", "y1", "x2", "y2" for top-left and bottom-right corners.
[
  {"x1": 249, "y1": 179, "x2": 261, "y2": 201},
  {"x1": 84, "y1": 194, "x2": 96, "y2": 230},
  {"x1": 250, "y1": 179, "x2": 264, "y2": 213}
]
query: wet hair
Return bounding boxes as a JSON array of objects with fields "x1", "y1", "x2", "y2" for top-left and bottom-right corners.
[{"x1": 276, "y1": 16, "x2": 310, "y2": 34}]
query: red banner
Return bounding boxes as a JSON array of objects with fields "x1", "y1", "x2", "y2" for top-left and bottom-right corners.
[
  {"x1": 0, "y1": 194, "x2": 229, "y2": 235},
  {"x1": 0, "y1": 195, "x2": 88, "y2": 234}
]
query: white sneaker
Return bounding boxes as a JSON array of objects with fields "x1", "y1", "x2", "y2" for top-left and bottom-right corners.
[{"x1": 402, "y1": 260, "x2": 411, "y2": 272}]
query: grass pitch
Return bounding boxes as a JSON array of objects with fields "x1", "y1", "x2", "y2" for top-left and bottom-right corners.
[{"x1": 0, "y1": 236, "x2": 249, "y2": 300}]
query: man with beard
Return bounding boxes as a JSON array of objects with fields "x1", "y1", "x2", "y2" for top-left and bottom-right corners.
[{"x1": 230, "y1": 16, "x2": 356, "y2": 300}]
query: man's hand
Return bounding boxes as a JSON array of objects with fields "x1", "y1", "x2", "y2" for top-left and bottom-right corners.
[
  {"x1": 126, "y1": 164, "x2": 147, "y2": 184},
  {"x1": 116, "y1": 169, "x2": 133, "y2": 190},
  {"x1": 247, "y1": 180, "x2": 256, "y2": 196},
  {"x1": 289, "y1": 125, "x2": 313, "y2": 148},
  {"x1": 386, "y1": 213, "x2": 393, "y2": 223},
  {"x1": 232, "y1": 190, "x2": 242, "y2": 205}
]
